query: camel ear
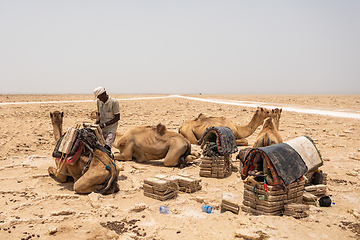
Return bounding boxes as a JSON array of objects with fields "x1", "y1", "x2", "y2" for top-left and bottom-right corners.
[
  {"x1": 279, "y1": 108, "x2": 282, "y2": 113},
  {"x1": 156, "y1": 123, "x2": 167, "y2": 135},
  {"x1": 61, "y1": 112, "x2": 64, "y2": 117},
  {"x1": 50, "y1": 112, "x2": 53, "y2": 117}
]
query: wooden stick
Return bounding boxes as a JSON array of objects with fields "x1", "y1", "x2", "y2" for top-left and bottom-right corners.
[{"x1": 56, "y1": 153, "x2": 68, "y2": 176}]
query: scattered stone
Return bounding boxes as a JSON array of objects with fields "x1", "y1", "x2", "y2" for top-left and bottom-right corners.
[
  {"x1": 50, "y1": 210, "x2": 76, "y2": 216},
  {"x1": 234, "y1": 229, "x2": 268, "y2": 240},
  {"x1": 129, "y1": 203, "x2": 147, "y2": 212},
  {"x1": 346, "y1": 171, "x2": 358, "y2": 177},
  {"x1": 48, "y1": 226, "x2": 57, "y2": 235},
  {"x1": 348, "y1": 209, "x2": 360, "y2": 220}
]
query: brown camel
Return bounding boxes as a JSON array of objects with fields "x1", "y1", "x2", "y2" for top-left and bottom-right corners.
[
  {"x1": 48, "y1": 111, "x2": 119, "y2": 194},
  {"x1": 90, "y1": 110, "x2": 99, "y2": 120},
  {"x1": 113, "y1": 123, "x2": 194, "y2": 167},
  {"x1": 253, "y1": 108, "x2": 283, "y2": 148},
  {"x1": 178, "y1": 107, "x2": 273, "y2": 146}
]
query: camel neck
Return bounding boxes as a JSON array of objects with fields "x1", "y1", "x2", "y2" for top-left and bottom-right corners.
[
  {"x1": 53, "y1": 124, "x2": 63, "y2": 142},
  {"x1": 235, "y1": 113, "x2": 263, "y2": 138}
]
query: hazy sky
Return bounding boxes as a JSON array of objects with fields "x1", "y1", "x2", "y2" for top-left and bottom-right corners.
[{"x1": 1, "y1": 1, "x2": 359, "y2": 95}]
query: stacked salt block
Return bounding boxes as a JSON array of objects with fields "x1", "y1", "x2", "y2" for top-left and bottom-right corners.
[
  {"x1": 175, "y1": 173, "x2": 202, "y2": 193},
  {"x1": 241, "y1": 180, "x2": 305, "y2": 216},
  {"x1": 58, "y1": 127, "x2": 78, "y2": 155},
  {"x1": 303, "y1": 184, "x2": 327, "y2": 206},
  {"x1": 284, "y1": 203, "x2": 309, "y2": 218},
  {"x1": 221, "y1": 193, "x2": 239, "y2": 214},
  {"x1": 81, "y1": 123, "x2": 106, "y2": 146},
  {"x1": 199, "y1": 156, "x2": 231, "y2": 178},
  {"x1": 143, "y1": 176, "x2": 178, "y2": 201},
  {"x1": 143, "y1": 174, "x2": 202, "y2": 200}
]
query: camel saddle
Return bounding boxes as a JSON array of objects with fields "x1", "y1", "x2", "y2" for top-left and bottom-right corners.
[
  {"x1": 198, "y1": 126, "x2": 238, "y2": 156},
  {"x1": 241, "y1": 135, "x2": 322, "y2": 190}
]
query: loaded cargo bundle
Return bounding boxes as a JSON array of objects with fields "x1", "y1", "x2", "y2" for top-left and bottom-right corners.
[
  {"x1": 241, "y1": 179, "x2": 305, "y2": 216},
  {"x1": 197, "y1": 126, "x2": 238, "y2": 178},
  {"x1": 240, "y1": 136, "x2": 323, "y2": 215}
]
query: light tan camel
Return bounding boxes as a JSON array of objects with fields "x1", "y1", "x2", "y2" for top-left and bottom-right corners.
[
  {"x1": 179, "y1": 107, "x2": 273, "y2": 146},
  {"x1": 253, "y1": 108, "x2": 283, "y2": 148},
  {"x1": 113, "y1": 123, "x2": 194, "y2": 167},
  {"x1": 50, "y1": 111, "x2": 63, "y2": 142},
  {"x1": 48, "y1": 111, "x2": 119, "y2": 194}
]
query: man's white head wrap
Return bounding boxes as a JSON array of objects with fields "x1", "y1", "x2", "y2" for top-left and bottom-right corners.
[{"x1": 93, "y1": 86, "x2": 106, "y2": 99}]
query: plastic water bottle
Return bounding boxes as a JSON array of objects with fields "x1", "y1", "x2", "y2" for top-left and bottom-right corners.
[
  {"x1": 159, "y1": 206, "x2": 169, "y2": 214},
  {"x1": 201, "y1": 204, "x2": 213, "y2": 213}
]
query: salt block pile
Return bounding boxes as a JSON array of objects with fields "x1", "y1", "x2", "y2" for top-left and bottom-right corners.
[
  {"x1": 199, "y1": 156, "x2": 231, "y2": 179},
  {"x1": 303, "y1": 169, "x2": 328, "y2": 206},
  {"x1": 175, "y1": 173, "x2": 202, "y2": 193},
  {"x1": 284, "y1": 203, "x2": 310, "y2": 218},
  {"x1": 143, "y1": 174, "x2": 201, "y2": 201},
  {"x1": 81, "y1": 123, "x2": 106, "y2": 146},
  {"x1": 241, "y1": 179, "x2": 305, "y2": 216},
  {"x1": 221, "y1": 192, "x2": 239, "y2": 214},
  {"x1": 303, "y1": 184, "x2": 327, "y2": 205},
  {"x1": 143, "y1": 176, "x2": 178, "y2": 201}
]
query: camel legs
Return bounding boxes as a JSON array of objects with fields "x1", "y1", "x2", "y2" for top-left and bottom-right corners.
[
  {"x1": 73, "y1": 164, "x2": 109, "y2": 194},
  {"x1": 236, "y1": 138, "x2": 248, "y2": 146},
  {"x1": 113, "y1": 142, "x2": 134, "y2": 161},
  {"x1": 48, "y1": 166, "x2": 68, "y2": 183},
  {"x1": 163, "y1": 140, "x2": 188, "y2": 167}
]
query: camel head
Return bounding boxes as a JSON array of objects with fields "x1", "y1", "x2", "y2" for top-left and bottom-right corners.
[
  {"x1": 50, "y1": 111, "x2": 64, "y2": 125},
  {"x1": 90, "y1": 110, "x2": 99, "y2": 120},
  {"x1": 50, "y1": 111, "x2": 64, "y2": 142},
  {"x1": 253, "y1": 107, "x2": 272, "y2": 125},
  {"x1": 271, "y1": 108, "x2": 282, "y2": 130}
]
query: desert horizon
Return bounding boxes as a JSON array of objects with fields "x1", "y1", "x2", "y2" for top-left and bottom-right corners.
[{"x1": 0, "y1": 94, "x2": 360, "y2": 240}]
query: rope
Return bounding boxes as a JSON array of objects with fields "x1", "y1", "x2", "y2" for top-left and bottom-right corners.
[{"x1": 302, "y1": 190, "x2": 329, "y2": 218}]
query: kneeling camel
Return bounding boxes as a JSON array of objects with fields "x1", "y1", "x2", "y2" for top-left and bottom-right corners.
[
  {"x1": 253, "y1": 108, "x2": 283, "y2": 148},
  {"x1": 179, "y1": 107, "x2": 272, "y2": 146},
  {"x1": 113, "y1": 123, "x2": 193, "y2": 167},
  {"x1": 48, "y1": 111, "x2": 119, "y2": 194}
]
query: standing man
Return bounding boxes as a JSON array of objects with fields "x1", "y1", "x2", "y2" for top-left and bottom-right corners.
[{"x1": 93, "y1": 86, "x2": 120, "y2": 152}]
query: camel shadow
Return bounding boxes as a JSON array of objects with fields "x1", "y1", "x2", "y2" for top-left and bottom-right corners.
[{"x1": 49, "y1": 174, "x2": 74, "y2": 191}]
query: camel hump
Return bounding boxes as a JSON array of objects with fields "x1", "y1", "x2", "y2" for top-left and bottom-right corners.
[
  {"x1": 195, "y1": 113, "x2": 206, "y2": 120},
  {"x1": 156, "y1": 123, "x2": 167, "y2": 135}
]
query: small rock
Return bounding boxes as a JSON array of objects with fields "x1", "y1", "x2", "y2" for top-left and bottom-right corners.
[
  {"x1": 130, "y1": 203, "x2": 147, "y2": 212},
  {"x1": 346, "y1": 171, "x2": 358, "y2": 177},
  {"x1": 234, "y1": 229, "x2": 269, "y2": 240},
  {"x1": 48, "y1": 226, "x2": 57, "y2": 235},
  {"x1": 347, "y1": 209, "x2": 360, "y2": 220}
]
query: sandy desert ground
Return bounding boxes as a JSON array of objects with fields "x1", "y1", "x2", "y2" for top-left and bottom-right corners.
[{"x1": 0, "y1": 94, "x2": 360, "y2": 240}]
